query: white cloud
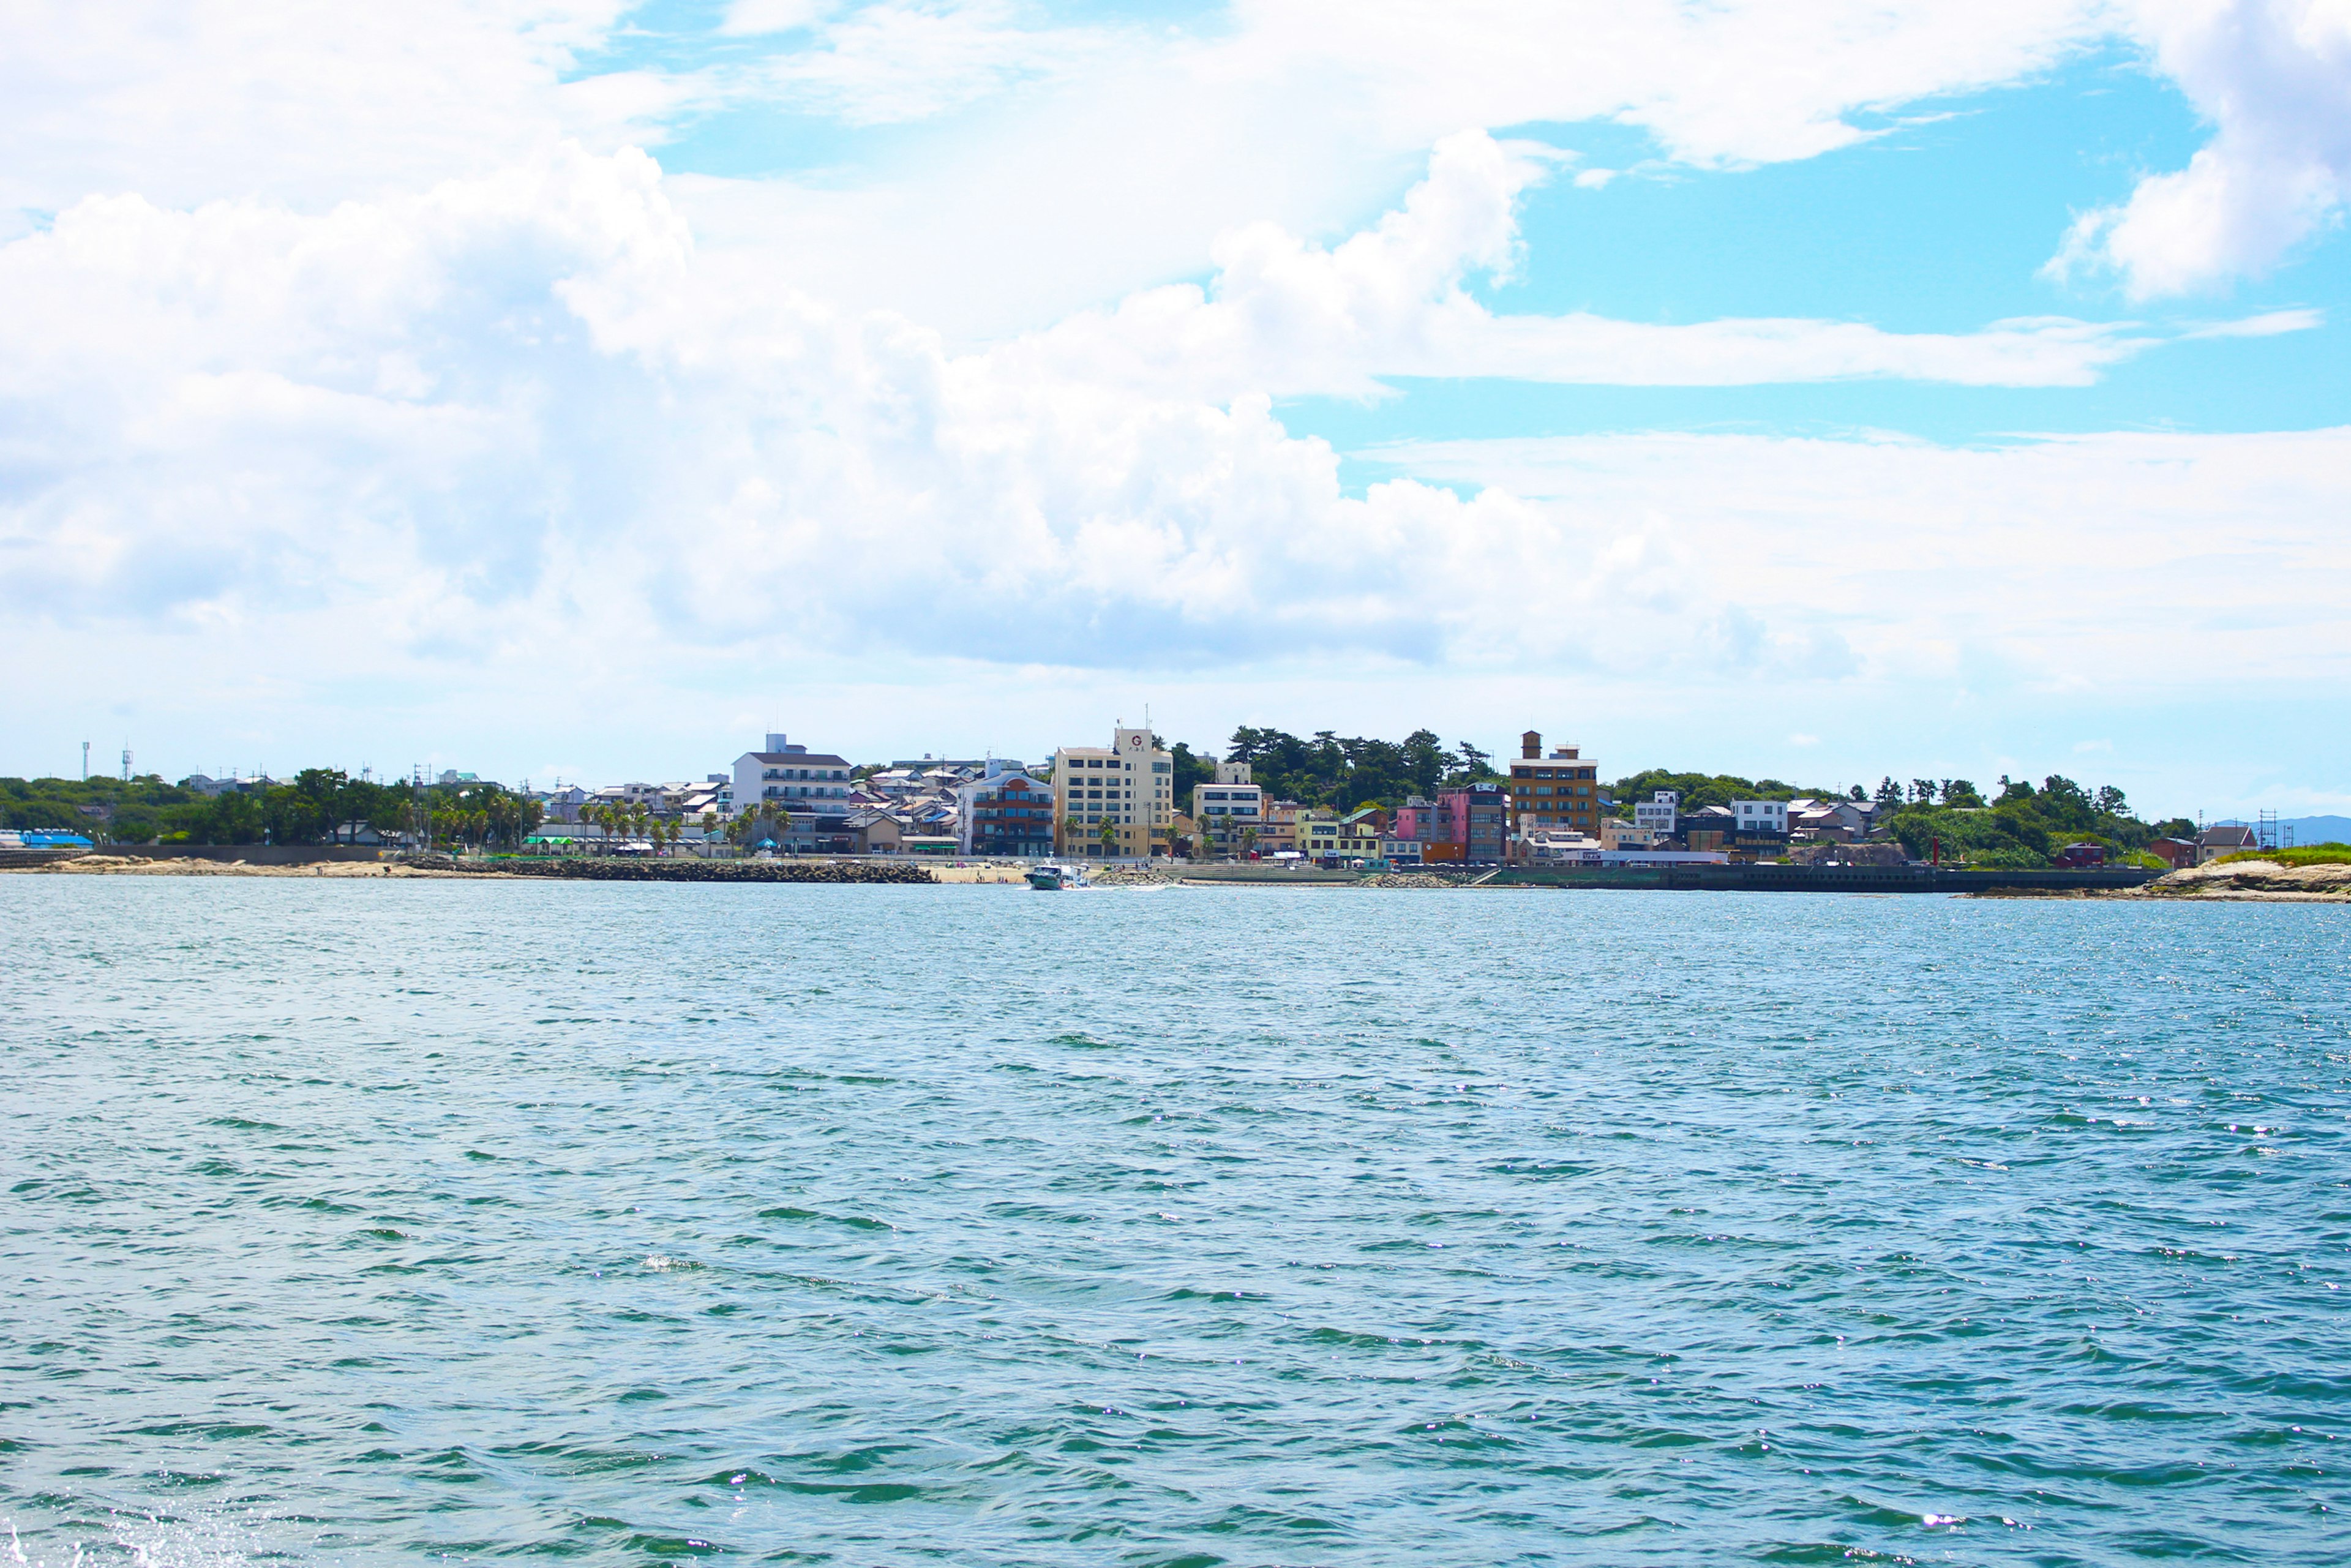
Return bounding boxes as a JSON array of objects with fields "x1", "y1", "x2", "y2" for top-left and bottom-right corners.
[
  {"x1": 0, "y1": 1, "x2": 637, "y2": 220},
  {"x1": 997, "y1": 132, "x2": 2202, "y2": 399},
  {"x1": 2050, "y1": 0, "x2": 2351, "y2": 297},
  {"x1": 1371, "y1": 426, "x2": 2351, "y2": 689},
  {"x1": 2, "y1": 1, "x2": 2345, "y2": 801},
  {"x1": 3, "y1": 141, "x2": 2341, "y2": 721}
]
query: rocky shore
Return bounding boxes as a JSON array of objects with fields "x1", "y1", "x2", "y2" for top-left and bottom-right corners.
[{"x1": 2126, "y1": 859, "x2": 2351, "y2": 902}]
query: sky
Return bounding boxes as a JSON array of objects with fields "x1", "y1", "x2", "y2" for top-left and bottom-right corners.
[{"x1": 4, "y1": 0, "x2": 2348, "y2": 820}]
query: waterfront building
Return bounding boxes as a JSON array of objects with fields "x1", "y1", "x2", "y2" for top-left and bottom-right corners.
[
  {"x1": 1600, "y1": 819, "x2": 1657, "y2": 851},
  {"x1": 1052, "y1": 726, "x2": 1174, "y2": 858},
  {"x1": 1257, "y1": 801, "x2": 1302, "y2": 855},
  {"x1": 844, "y1": 810, "x2": 904, "y2": 855},
  {"x1": 1192, "y1": 761, "x2": 1265, "y2": 857},
  {"x1": 1522, "y1": 829, "x2": 1605, "y2": 863},
  {"x1": 1633, "y1": 790, "x2": 1679, "y2": 838},
  {"x1": 1683, "y1": 805, "x2": 1790, "y2": 863},
  {"x1": 1509, "y1": 732, "x2": 1602, "y2": 842},
  {"x1": 1293, "y1": 809, "x2": 1381, "y2": 866},
  {"x1": 2196, "y1": 823, "x2": 2259, "y2": 863},
  {"x1": 1425, "y1": 782, "x2": 1509, "y2": 863},
  {"x1": 956, "y1": 761, "x2": 1055, "y2": 857},
  {"x1": 733, "y1": 733, "x2": 853, "y2": 817},
  {"x1": 1733, "y1": 800, "x2": 1790, "y2": 835}
]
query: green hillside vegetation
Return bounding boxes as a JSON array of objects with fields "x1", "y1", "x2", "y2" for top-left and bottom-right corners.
[
  {"x1": 1188, "y1": 727, "x2": 1504, "y2": 812},
  {"x1": 2216, "y1": 843, "x2": 2351, "y2": 867},
  {"x1": 1879, "y1": 775, "x2": 2188, "y2": 868},
  {"x1": 0, "y1": 770, "x2": 539, "y2": 848},
  {"x1": 1608, "y1": 768, "x2": 1848, "y2": 812}
]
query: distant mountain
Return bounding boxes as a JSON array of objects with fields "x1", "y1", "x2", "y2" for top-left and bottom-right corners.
[{"x1": 2282, "y1": 817, "x2": 2351, "y2": 846}]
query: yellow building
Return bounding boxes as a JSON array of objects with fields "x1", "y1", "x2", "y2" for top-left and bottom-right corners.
[
  {"x1": 1052, "y1": 726, "x2": 1174, "y2": 858},
  {"x1": 1510, "y1": 731, "x2": 1600, "y2": 842}
]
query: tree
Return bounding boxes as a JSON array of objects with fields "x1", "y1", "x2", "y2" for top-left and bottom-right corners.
[
  {"x1": 1097, "y1": 816, "x2": 1119, "y2": 858},
  {"x1": 1912, "y1": 778, "x2": 1938, "y2": 805},
  {"x1": 1874, "y1": 776, "x2": 1903, "y2": 810}
]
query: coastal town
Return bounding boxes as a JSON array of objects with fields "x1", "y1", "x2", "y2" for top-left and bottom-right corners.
[{"x1": 1, "y1": 724, "x2": 2293, "y2": 875}]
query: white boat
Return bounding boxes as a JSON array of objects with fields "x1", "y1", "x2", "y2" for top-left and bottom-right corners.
[{"x1": 1026, "y1": 862, "x2": 1087, "y2": 890}]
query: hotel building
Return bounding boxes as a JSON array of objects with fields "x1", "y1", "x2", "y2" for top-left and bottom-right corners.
[
  {"x1": 1509, "y1": 731, "x2": 1600, "y2": 841},
  {"x1": 1052, "y1": 726, "x2": 1175, "y2": 858}
]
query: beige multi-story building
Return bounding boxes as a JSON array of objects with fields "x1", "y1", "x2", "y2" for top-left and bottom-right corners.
[{"x1": 1052, "y1": 726, "x2": 1174, "y2": 858}]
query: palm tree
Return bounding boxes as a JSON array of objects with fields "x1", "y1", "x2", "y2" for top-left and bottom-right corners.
[
  {"x1": 1097, "y1": 817, "x2": 1119, "y2": 860},
  {"x1": 1241, "y1": 825, "x2": 1259, "y2": 861}
]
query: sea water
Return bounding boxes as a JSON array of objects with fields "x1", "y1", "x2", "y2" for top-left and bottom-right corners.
[{"x1": 2, "y1": 877, "x2": 2347, "y2": 1565}]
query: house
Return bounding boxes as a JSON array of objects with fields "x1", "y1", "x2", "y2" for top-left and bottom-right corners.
[
  {"x1": 2148, "y1": 836, "x2": 2199, "y2": 870},
  {"x1": 957, "y1": 762, "x2": 1054, "y2": 857},
  {"x1": 846, "y1": 809, "x2": 904, "y2": 855},
  {"x1": 2196, "y1": 823, "x2": 2260, "y2": 863},
  {"x1": 1299, "y1": 812, "x2": 1381, "y2": 866},
  {"x1": 1683, "y1": 805, "x2": 1790, "y2": 863},
  {"x1": 1733, "y1": 800, "x2": 1789, "y2": 835},
  {"x1": 733, "y1": 733, "x2": 854, "y2": 818},
  {"x1": 2053, "y1": 842, "x2": 2107, "y2": 869},
  {"x1": 1192, "y1": 761, "x2": 1266, "y2": 856},
  {"x1": 1509, "y1": 732, "x2": 1601, "y2": 840},
  {"x1": 1052, "y1": 726, "x2": 1175, "y2": 858},
  {"x1": 1522, "y1": 829, "x2": 1604, "y2": 863},
  {"x1": 1600, "y1": 819, "x2": 1655, "y2": 851}
]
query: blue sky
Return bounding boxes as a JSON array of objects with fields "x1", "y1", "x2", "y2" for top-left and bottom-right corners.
[{"x1": 2, "y1": 1, "x2": 2348, "y2": 817}]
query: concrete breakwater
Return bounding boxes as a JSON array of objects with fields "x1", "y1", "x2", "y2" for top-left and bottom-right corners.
[{"x1": 427, "y1": 855, "x2": 938, "y2": 885}]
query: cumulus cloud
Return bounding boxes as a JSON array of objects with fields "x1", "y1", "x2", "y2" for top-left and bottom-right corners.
[
  {"x1": 1, "y1": 137, "x2": 2334, "y2": 710},
  {"x1": 1372, "y1": 426, "x2": 2351, "y2": 689},
  {"x1": 2050, "y1": 0, "x2": 2351, "y2": 296},
  {"x1": 1001, "y1": 131, "x2": 2272, "y2": 399},
  {"x1": 2, "y1": 1, "x2": 2345, "y2": 791}
]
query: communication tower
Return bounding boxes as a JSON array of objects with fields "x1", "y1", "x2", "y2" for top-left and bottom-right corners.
[
  {"x1": 81, "y1": 741, "x2": 89, "y2": 781},
  {"x1": 120, "y1": 744, "x2": 132, "y2": 782},
  {"x1": 2258, "y1": 809, "x2": 2279, "y2": 852}
]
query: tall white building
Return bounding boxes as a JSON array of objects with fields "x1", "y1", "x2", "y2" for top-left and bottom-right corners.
[
  {"x1": 1633, "y1": 790, "x2": 1679, "y2": 837},
  {"x1": 732, "y1": 733, "x2": 853, "y2": 817},
  {"x1": 1733, "y1": 800, "x2": 1788, "y2": 833},
  {"x1": 1191, "y1": 760, "x2": 1265, "y2": 854},
  {"x1": 1052, "y1": 726, "x2": 1173, "y2": 858}
]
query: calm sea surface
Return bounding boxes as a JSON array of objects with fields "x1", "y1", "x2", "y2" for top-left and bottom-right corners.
[{"x1": 4, "y1": 878, "x2": 2349, "y2": 1566}]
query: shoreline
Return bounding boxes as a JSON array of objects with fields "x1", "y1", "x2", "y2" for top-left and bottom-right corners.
[{"x1": 9, "y1": 853, "x2": 2342, "y2": 901}]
